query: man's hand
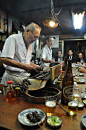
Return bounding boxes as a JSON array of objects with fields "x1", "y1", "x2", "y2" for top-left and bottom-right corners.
[
  {"x1": 24, "y1": 64, "x2": 35, "y2": 72},
  {"x1": 79, "y1": 67, "x2": 86, "y2": 73},
  {"x1": 49, "y1": 59, "x2": 55, "y2": 63}
]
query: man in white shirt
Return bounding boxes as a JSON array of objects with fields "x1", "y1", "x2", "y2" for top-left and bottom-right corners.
[
  {"x1": 41, "y1": 36, "x2": 54, "y2": 68},
  {"x1": 0, "y1": 22, "x2": 41, "y2": 84}
]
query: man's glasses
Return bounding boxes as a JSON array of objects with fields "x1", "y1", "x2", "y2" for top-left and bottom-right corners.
[{"x1": 31, "y1": 31, "x2": 39, "y2": 39}]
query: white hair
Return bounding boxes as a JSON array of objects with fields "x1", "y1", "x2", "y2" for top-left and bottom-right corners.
[{"x1": 24, "y1": 22, "x2": 41, "y2": 32}]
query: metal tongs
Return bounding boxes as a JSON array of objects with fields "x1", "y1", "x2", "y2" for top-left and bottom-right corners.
[{"x1": 36, "y1": 66, "x2": 44, "y2": 72}]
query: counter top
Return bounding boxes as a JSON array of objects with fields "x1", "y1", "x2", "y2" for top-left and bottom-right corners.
[
  {"x1": 0, "y1": 68, "x2": 86, "y2": 130},
  {"x1": 0, "y1": 94, "x2": 86, "y2": 130}
]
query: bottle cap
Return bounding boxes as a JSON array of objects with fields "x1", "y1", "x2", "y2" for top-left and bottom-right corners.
[
  {"x1": 61, "y1": 71, "x2": 65, "y2": 74},
  {"x1": 7, "y1": 81, "x2": 13, "y2": 84}
]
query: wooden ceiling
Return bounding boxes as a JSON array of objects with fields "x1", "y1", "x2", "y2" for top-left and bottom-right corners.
[{"x1": 0, "y1": 0, "x2": 86, "y2": 38}]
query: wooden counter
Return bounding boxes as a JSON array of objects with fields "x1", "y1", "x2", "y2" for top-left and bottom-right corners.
[
  {"x1": 0, "y1": 94, "x2": 86, "y2": 130},
  {"x1": 0, "y1": 70, "x2": 86, "y2": 130}
]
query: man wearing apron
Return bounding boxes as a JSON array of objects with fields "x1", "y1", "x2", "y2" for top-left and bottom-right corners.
[
  {"x1": 0, "y1": 22, "x2": 41, "y2": 85},
  {"x1": 41, "y1": 36, "x2": 54, "y2": 69}
]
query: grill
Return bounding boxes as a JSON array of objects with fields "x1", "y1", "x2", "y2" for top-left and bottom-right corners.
[
  {"x1": 25, "y1": 86, "x2": 61, "y2": 104},
  {"x1": 32, "y1": 71, "x2": 50, "y2": 80}
]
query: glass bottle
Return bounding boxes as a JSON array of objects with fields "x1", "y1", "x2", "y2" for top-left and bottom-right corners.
[
  {"x1": 73, "y1": 82, "x2": 80, "y2": 102},
  {"x1": 6, "y1": 81, "x2": 15, "y2": 101},
  {"x1": 60, "y1": 71, "x2": 65, "y2": 88},
  {"x1": 62, "y1": 57, "x2": 67, "y2": 71},
  {"x1": 61, "y1": 59, "x2": 74, "y2": 105}
]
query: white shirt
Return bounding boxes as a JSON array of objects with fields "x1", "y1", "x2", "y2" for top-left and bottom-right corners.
[
  {"x1": 41, "y1": 44, "x2": 52, "y2": 67},
  {"x1": 58, "y1": 58, "x2": 61, "y2": 62},
  {"x1": 69, "y1": 56, "x2": 72, "y2": 60},
  {"x1": 1, "y1": 33, "x2": 32, "y2": 72}
]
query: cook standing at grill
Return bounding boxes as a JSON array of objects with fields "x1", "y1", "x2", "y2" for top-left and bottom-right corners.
[
  {"x1": 41, "y1": 36, "x2": 55, "y2": 69},
  {"x1": 0, "y1": 22, "x2": 41, "y2": 85}
]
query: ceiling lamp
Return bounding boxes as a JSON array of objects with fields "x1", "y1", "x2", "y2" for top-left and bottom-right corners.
[
  {"x1": 72, "y1": 10, "x2": 85, "y2": 29},
  {"x1": 43, "y1": 17, "x2": 58, "y2": 28},
  {"x1": 43, "y1": 0, "x2": 62, "y2": 28}
]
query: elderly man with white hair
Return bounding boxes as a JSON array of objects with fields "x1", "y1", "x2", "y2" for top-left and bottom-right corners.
[{"x1": 0, "y1": 22, "x2": 41, "y2": 85}]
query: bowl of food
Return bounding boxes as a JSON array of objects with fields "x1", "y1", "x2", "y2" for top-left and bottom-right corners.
[{"x1": 47, "y1": 115, "x2": 62, "y2": 129}]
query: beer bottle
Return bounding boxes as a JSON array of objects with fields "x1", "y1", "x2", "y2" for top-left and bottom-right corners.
[
  {"x1": 60, "y1": 71, "x2": 65, "y2": 88},
  {"x1": 62, "y1": 57, "x2": 67, "y2": 71},
  {"x1": 61, "y1": 59, "x2": 74, "y2": 105}
]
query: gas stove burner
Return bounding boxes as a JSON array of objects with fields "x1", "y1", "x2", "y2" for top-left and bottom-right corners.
[{"x1": 32, "y1": 71, "x2": 50, "y2": 80}]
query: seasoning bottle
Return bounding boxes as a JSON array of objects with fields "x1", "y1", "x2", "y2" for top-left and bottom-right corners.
[
  {"x1": 61, "y1": 71, "x2": 65, "y2": 79},
  {"x1": 15, "y1": 87, "x2": 21, "y2": 97},
  {"x1": 61, "y1": 59, "x2": 74, "y2": 105},
  {"x1": 6, "y1": 81, "x2": 15, "y2": 101}
]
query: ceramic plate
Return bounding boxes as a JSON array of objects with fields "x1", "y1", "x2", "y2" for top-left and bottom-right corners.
[
  {"x1": 81, "y1": 92, "x2": 86, "y2": 99},
  {"x1": 81, "y1": 115, "x2": 86, "y2": 127},
  {"x1": 18, "y1": 108, "x2": 46, "y2": 126},
  {"x1": 77, "y1": 79, "x2": 85, "y2": 84}
]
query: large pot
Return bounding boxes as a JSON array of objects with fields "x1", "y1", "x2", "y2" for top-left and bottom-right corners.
[{"x1": 25, "y1": 86, "x2": 61, "y2": 104}]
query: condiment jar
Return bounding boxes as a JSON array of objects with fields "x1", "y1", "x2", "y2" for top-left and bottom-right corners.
[
  {"x1": 15, "y1": 87, "x2": 21, "y2": 97},
  {"x1": 6, "y1": 81, "x2": 15, "y2": 101}
]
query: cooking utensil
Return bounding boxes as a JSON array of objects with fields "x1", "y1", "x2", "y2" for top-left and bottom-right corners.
[
  {"x1": 25, "y1": 87, "x2": 61, "y2": 104},
  {"x1": 27, "y1": 79, "x2": 47, "y2": 91},
  {"x1": 57, "y1": 103, "x2": 80, "y2": 123}
]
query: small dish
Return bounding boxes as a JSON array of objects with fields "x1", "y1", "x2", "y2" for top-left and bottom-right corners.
[
  {"x1": 83, "y1": 100, "x2": 86, "y2": 107},
  {"x1": 78, "y1": 102, "x2": 84, "y2": 110},
  {"x1": 47, "y1": 116, "x2": 62, "y2": 129},
  {"x1": 76, "y1": 79, "x2": 85, "y2": 84},
  {"x1": 79, "y1": 73, "x2": 84, "y2": 76},
  {"x1": 81, "y1": 92, "x2": 86, "y2": 99},
  {"x1": 81, "y1": 115, "x2": 86, "y2": 128},
  {"x1": 74, "y1": 77, "x2": 79, "y2": 82}
]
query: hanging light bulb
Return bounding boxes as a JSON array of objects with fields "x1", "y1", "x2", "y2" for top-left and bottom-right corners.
[
  {"x1": 49, "y1": 20, "x2": 55, "y2": 27},
  {"x1": 43, "y1": 0, "x2": 62, "y2": 28}
]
